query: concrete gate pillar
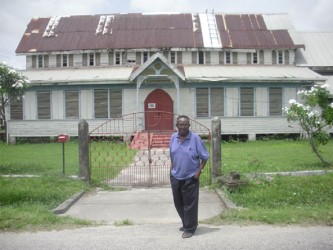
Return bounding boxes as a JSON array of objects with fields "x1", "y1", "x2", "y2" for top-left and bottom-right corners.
[
  {"x1": 78, "y1": 119, "x2": 90, "y2": 181},
  {"x1": 211, "y1": 117, "x2": 222, "y2": 178}
]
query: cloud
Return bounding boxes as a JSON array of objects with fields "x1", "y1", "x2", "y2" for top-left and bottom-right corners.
[{"x1": 312, "y1": 0, "x2": 333, "y2": 31}]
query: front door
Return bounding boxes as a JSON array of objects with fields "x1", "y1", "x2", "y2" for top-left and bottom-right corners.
[{"x1": 144, "y1": 89, "x2": 173, "y2": 130}]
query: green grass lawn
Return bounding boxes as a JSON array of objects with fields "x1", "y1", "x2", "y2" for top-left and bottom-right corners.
[
  {"x1": 0, "y1": 139, "x2": 332, "y2": 230},
  {"x1": 0, "y1": 176, "x2": 93, "y2": 231},
  {"x1": 221, "y1": 139, "x2": 333, "y2": 174}
]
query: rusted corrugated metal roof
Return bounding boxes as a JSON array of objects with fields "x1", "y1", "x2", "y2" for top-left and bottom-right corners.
[{"x1": 16, "y1": 13, "x2": 303, "y2": 54}]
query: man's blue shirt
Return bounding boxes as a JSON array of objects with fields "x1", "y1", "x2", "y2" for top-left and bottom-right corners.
[{"x1": 170, "y1": 131, "x2": 209, "y2": 180}]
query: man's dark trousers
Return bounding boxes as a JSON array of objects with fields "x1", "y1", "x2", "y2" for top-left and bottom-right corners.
[{"x1": 170, "y1": 175, "x2": 199, "y2": 233}]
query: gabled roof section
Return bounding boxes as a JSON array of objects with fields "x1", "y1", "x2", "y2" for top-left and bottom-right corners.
[
  {"x1": 130, "y1": 52, "x2": 185, "y2": 81},
  {"x1": 16, "y1": 13, "x2": 303, "y2": 54},
  {"x1": 296, "y1": 32, "x2": 333, "y2": 67}
]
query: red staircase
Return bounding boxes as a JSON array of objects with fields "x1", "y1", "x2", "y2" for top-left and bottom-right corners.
[{"x1": 130, "y1": 131, "x2": 174, "y2": 149}]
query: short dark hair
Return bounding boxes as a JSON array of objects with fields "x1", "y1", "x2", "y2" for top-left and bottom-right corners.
[{"x1": 176, "y1": 115, "x2": 190, "y2": 123}]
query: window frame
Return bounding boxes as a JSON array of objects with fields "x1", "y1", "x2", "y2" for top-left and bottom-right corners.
[
  {"x1": 269, "y1": 87, "x2": 283, "y2": 116},
  {"x1": 196, "y1": 88, "x2": 225, "y2": 117},
  {"x1": 37, "y1": 91, "x2": 51, "y2": 120},
  {"x1": 240, "y1": 87, "x2": 255, "y2": 116},
  {"x1": 65, "y1": 90, "x2": 79, "y2": 119},
  {"x1": 10, "y1": 97, "x2": 23, "y2": 120},
  {"x1": 94, "y1": 89, "x2": 122, "y2": 118}
]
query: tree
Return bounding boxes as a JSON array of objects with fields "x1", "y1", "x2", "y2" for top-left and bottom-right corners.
[
  {"x1": 284, "y1": 84, "x2": 333, "y2": 166},
  {"x1": 0, "y1": 62, "x2": 30, "y2": 136}
]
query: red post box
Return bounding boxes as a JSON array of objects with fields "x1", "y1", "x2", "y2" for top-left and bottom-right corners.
[{"x1": 57, "y1": 134, "x2": 69, "y2": 143}]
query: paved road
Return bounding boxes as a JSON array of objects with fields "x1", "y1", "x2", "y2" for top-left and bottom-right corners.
[{"x1": 1, "y1": 224, "x2": 332, "y2": 250}]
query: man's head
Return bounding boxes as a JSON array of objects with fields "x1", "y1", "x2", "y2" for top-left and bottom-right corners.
[{"x1": 176, "y1": 115, "x2": 190, "y2": 137}]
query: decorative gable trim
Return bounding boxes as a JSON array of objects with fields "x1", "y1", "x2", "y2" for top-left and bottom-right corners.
[{"x1": 130, "y1": 52, "x2": 185, "y2": 81}]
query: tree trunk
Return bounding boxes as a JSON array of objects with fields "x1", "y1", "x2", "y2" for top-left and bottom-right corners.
[{"x1": 308, "y1": 137, "x2": 331, "y2": 166}]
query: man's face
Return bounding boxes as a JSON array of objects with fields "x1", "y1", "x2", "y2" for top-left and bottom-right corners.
[{"x1": 176, "y1": 118, "x2": 190, "y2": 137}]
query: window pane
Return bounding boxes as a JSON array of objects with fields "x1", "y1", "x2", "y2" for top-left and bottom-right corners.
[
  {"x1": 10, "y1": 97, "x2": 23, "y2": 120},
  {"x1": 37, "y1": 92, "x2": 51, "y2": 119},
  {"x1": 211, "y1": 88, "x2": 224, "y2": 116},
  {"x1": 196, "y1": 88, "x2": 208, "y2": 117},
  {"x1": 110, "y1": 90, "x2": 122, "y2": 117},
  {"x1": 65, "y1": 90, "x2": 79, "y2": 119},
  {"x1": 94, "y1": 89, "x2": 108, "y2": 118},
  {"x1": 240, "y1": 87, "x2": 254, "y2": 116},
  {"x1": 269, "y1": 87, "x2": 282, "y2": 116}
]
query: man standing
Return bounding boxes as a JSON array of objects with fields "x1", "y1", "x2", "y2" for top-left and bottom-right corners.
[{"x1": 169, "y1": 115, "x2": 209, "y2": 238}]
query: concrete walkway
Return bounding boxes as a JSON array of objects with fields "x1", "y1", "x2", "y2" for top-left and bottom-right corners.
[{"x1": 63, "y1": 187, "x2": 224, "y2": 225}]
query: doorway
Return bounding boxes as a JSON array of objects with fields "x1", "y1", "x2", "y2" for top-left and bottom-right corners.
[{"x1": 144, "y1": 89, "x2": 173, "y2": 131}]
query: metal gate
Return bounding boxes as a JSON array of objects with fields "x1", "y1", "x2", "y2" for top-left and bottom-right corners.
[{"x1": 89, "y1": 112, "x2": 211, "y2": 187}]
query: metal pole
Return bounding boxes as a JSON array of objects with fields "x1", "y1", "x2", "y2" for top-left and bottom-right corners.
[{"x1": 62, "y1": 142, "x2": 65, "y2": 175}]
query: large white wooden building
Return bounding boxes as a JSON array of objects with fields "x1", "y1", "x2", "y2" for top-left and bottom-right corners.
[{"x1": 7, "y1": 12, "x2": 332, "y2": 141}]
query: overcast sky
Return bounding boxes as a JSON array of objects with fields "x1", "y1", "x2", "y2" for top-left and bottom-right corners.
[{"x1": 1, "y1": 0, "x2": 332, "y2": 69}]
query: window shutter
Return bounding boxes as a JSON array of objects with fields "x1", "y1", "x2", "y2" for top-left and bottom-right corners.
[
  {"x1": 269, "y1": 87, "x2": 282, "y2": 116},
  {"x1": 69, "y1": 54, "x2": 74, "y2": 66},
  {"x1": 56, "y1": 54, "x2": 61, "y2": 67},
  {"x1": 10, "y1": 97, "x2": 23, "y2": 120},
  {"x1": 94, "y1": 89, "x2": 108, "y2": 118},
  {"x1": 110, "y1": 90, "x2": 122, "y2": 117},
  {"x1": 95, "y1": 53, "x2": 101, "y2": 66},
  {"x1": 240, "y1": 87, "x2": 254, "y2": 116},
  {"x1": 65, "y1": 91, "x2": 79, "y2": 119},
  {"x1": 211, "y1": 88, "x2": 224, "y2": 116},
  {"x1": 82, "y1": 53, "x2": 87, "y2": 66},
  {"x1": 196, "y1": 88, "x2": 209, "y2": 117},
  {"x1": 37, "y1": 92, "x2": 51, "y2": 119}
]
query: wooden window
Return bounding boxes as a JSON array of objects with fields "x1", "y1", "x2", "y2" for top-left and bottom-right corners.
[
  {"x1": 177, "y1": 51, "x2": 182, "y2": 64},
  {"x1": 272, "y1": 50, "x2": 277, "y2": 65},
  {"x1": 143, "y1": 52, "x2": 149, "y2": 63},
  {"x1": 219, "y1": 51, "x2": 224, "y2": 64},
  {"x1": 192, "y1": 51, "x2": 197, "y2": 64},
  {"x1": 82, "y1": 53, "x2": 87, "y2": 66},
  {"x1": 115, "y1": 52, "x2": 121, "y2": 65},
  {"x1": 63, "y1": 54, "x2": 68, "y2": 67},
  {"x1": 253, "y1": 52, "x2": 258, "y2": 64},
  {"x1": 284, "y1": 50, "x2": 289, "y2": 64},
  {"x1": 32, "y1": 55, "x2": 37, "y2": 68},
  {"x1": 37, "y1": 91, "x2": 51, "y2": 119},
  {"x1": 44, "y1": 55, "x2": 49, "y2": 68},
  {"x1": 196, "y1": 88, "x2": 209, "y2": 117},
  {"x1": 89, "y1": 53, "x2": 94, "y2": 66},
  {"x1": 196, "y1": 88, "x2": 224, "y2": 117},
  {"x1": 94, "y1": 89, "x2": 108, "y2": 118},
  {"x1": 56, "y1": 54, "x2": 61, "y2": 67},
  {"x1": 240, "y1": 87, "x2": 254, "y2": 116},
  {"x1": 205, "y1": 51, "x2": 211, "y2": 64},
  {"x1": 269, "y1": 87, "x2": 283, "y2": 116},
  {"x1": 278, "y1": 51, "x2": 283, "y2": 64},
  {"x1": 246, "y1": 53, "x2": 251, "y2": 64},
  {"x1": 38, "y1": 55, "x2": 43, "y2": 68},
  {"x1": 170, "y1": 52, "x2": 176, "y2": 64},
  {"x1": 210, "y1": 88, "x2": 224, "y2": 116},
  {"x1": 110, "y1": 90, "x2": 122, "y2": 117},
  {"x1": 232, "y1": 52, "x2": 238, "y2": 64},
  {"x1": 95, "y1": 53, "x2": 100, "y2": 66},
  {"x1": 225, "y1": 51, "x2": 231, "y2": 64},
  {"x1": 94, "y1": 89, "x2": 122, "y2": 118},
  {"x1": 69, "y1": 54, "x2": 74, "y2": 67},
  {"x1": 259, "y1": 50, "x2": 264, "y2": 64},
  {"x1": 136, "y1": 52, "x2": 141, "y2": 65},
  {"x1": 10, "y1": 97, "x2": 23, "y2": 120},
  {"x1": 65, "y1": 90, "x2": 79, "y2": 119},
  {"x1": 198, "y1": 51, "x2": 204, "y2": 64},
  {"x1": 108, "y1": 52, "x2": 114, "y2": 65}
]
